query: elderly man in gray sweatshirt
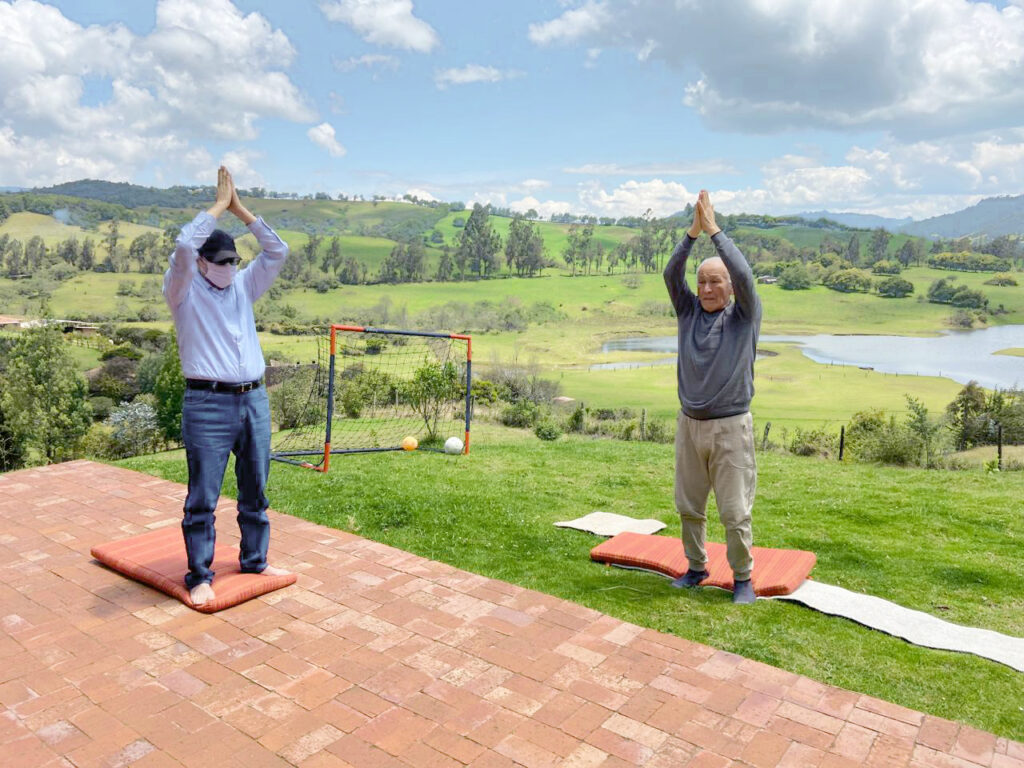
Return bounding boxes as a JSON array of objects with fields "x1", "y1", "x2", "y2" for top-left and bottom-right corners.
[{"x1": 663, "y1": 190, "x2": 762, "y2": 604}]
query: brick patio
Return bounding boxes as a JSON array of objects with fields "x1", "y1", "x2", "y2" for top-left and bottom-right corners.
[{"x1": 1, "y1": 460, "x2": 1021, "y2": 767}]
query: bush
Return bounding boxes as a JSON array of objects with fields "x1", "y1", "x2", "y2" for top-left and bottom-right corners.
[
  {"x1": 788, "y1": 426, "x2": 839, "y2": 458},
  {"x1": 566, "y1": 403, "x2": 586, "y2": 433},
  {"x1": 984, "y1": 273, "x2": 1017, "y2": 286},
  {"x1": 501, "y1": 399, "x2": 541, "y2": 428},
  {"x1": 105, "y1": 401, "x2": 161, "y2": 458},
  {"x1": 88, "y1": 396, "x2": 116, "y2": 421},
  {"x1": 270, "y1": 368, "x2": 320, "y2": 429},
  {"x1": 100, "y1": 344, "x2": 143, "y2": 361},
  {"x1": 845, "y1": 409, "x2": 922, "y2": 466},
  {"x1": 534, "y1": 419, "x2": 562, "y2": 441},
  {"x1": 871, "y1": 260, "x2": 902, "y2": 275},
  {"x1": 470, "y1": 378, "x2": 499, "y2": 406}
]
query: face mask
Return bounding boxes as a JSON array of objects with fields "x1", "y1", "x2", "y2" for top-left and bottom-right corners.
[{"x1": 203, "y1": 261, "x2": 237, "y2": 289}]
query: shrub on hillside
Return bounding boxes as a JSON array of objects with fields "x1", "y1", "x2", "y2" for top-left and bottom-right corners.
[
  {"x1": 984, "y1": 273, "x2": 1018, "y2": 286},
  {"x1": 871, "y1": 260, "x2": 902, "y2": 275}
]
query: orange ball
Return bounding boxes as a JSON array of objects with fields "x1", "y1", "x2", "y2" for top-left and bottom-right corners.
[{"x1": 401, "y1": 436, "x2": 418, "y2": 451}]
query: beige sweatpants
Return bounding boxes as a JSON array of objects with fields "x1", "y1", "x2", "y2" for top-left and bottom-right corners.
[{"x1": 674, "y1": 410, "x2": 756, "y2": 580}]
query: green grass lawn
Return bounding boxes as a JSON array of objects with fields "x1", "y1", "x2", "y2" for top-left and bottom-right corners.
[{"x1": 119, "y1": 427, "x2": 1024, "y2": 741}]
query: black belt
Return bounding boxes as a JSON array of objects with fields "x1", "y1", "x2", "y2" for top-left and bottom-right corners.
[{"x1": 186, "y1": 378, "x2": 262, "y2": 393}]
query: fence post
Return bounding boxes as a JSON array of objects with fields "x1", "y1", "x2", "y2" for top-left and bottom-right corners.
[
  {"x1": 761, "y1": 421, "x2": 771, "y2": 451},
  {"x1": 998, "y1": 423, "x2": 1003, "y2": 471},
  {"x1": 839, "y1": 425, "x2": 845, "y2": 461},
  {"x1": 640, "y1": 408, "x2": 647, "y2": 441}
]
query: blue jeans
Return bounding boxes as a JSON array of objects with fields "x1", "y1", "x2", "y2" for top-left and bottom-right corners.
[{"x1": 180, "y1": 386, "x2": 271, "y2": 589}]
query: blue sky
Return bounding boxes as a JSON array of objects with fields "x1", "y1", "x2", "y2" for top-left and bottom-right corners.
[{"x1": 3, "y1": 0, "x2": 1024, "y2": 220}]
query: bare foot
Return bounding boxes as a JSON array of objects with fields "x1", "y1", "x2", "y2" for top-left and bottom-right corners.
[
  {"x1": 190, "y1": 582, "x2": 215, "y2": 606},
  {"x1": 260, "y1": 565, "x2": 291, "y2": 577}
]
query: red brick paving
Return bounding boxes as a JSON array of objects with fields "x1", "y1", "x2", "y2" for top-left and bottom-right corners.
[{"x1": 1, "y1": 460, "x2": 1021, "y2": 768}]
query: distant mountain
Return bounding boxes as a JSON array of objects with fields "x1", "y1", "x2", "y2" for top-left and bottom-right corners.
[
  {"x1": 795, "y1": 211, "x2": 914, "y2": 231},
  {"x1": 0, "y1": 186, "x2": 26, "y2": 193},
  {"x1": 901, "y1": 194, "x2": 1024, "y2": 239},
  {"x1": 29, "y1": 179, "x2": 214, "y2": 209}
]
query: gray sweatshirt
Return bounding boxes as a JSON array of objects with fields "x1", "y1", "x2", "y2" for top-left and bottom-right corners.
[{"x1": 663, "y1": 232, "x2": 762, "y2": 420}]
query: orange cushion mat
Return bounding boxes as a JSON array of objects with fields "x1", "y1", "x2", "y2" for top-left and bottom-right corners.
[
  {"x1": 590, "y1": 532, "x2": 816, "y2": 596},
  {"x1": 91, "y1": 526, "x2": 296, "y2": 613}
]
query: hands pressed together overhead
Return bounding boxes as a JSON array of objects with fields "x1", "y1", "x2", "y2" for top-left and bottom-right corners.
[
  {"x1": 688, "y1": 189, "x2": 722, "y2": 239},
  {"x1": 207, "y1": 165, "x2": 256, "y2": 225}
]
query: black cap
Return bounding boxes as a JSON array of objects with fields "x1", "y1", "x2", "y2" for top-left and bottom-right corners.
[{"x1": 198, "y1": 229, "x2": 237, "y2": 263}]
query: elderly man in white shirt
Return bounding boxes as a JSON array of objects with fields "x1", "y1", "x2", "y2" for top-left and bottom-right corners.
[{"x1": 164, "y1": 166, "x2": 290, "y2": 606}]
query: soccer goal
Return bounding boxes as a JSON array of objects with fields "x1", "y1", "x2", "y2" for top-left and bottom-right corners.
[{"x1": 269, "y1": 325, "x2": 472, "y2": 471}]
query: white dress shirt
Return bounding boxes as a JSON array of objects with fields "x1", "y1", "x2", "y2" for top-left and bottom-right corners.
[{"x1": 163, "y1": 212, "x2": 289, "y2": 383}]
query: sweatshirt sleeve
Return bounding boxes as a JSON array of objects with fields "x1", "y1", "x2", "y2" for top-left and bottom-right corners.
[
  {"x1": 712, "y1": 232, "x2": 761, "y2": 320},
  {"x1": 663, "y1": 234, "x2": 696, "y2": 316}
]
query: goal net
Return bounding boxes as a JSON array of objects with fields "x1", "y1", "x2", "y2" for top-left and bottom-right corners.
[{"x1": 269, "y1": 325, "x2": 472, "y2": 471}]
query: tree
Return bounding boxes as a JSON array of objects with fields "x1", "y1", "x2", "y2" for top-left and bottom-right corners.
[
  {"x1": 945, "y1": 381, "x2": 989, "y2": 450},
  {"x1": 845, "y1": 234, "x2": 861, "y2": 265},
  {"x1": 104, "y1": 219, "x2": 124, "y2": 271},
  {"x1": 778, "y1": 263, "x2": 811, "y2": 290},
  {"x1": 153, "y1": 330, "x2": 185, "y2": 443},
  {"x1": 435, "y1": 246, "x2": 454, "y2": 282},
  {"x1": 457, "y1": 204, "x2": 501, "y2": 277},
  {"x1": 79, "y1": 238, "x2": 95, "y2": 271},
  {"x1": 876, "y1": 276, "x2": 914, "y2": 298},
  {"x1": 129, "y1": 232, "x2": 160, "y2": 273},
  {"x1": 0, "y1": 399, "x2": 25, "y2": 471},
  {"x1": 0, "y1": 325, "x2": 92, "y2": 464},
  {"x1": 322, "y1": 236, "x2": 343, "y2": 275},
  {"x1": 905, "y1": 396, "x2": 941, "y2": 468},
  {"x1": 404, "y1": 358, "x2": 461, "y2": 440},
  {"x1": 868, "y1": 228, "x2": 891, "y2": 264},
  {"x1": 505, "y1": 216, "x2": 545, "y2": 277},
  {"x1": 824, "y1": 268, "x2": 872, "y2": 293}
]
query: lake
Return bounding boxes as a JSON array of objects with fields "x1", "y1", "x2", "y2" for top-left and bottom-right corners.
[{"x1": 601, "y1": 325, "x2": 1024, "y2": 389}]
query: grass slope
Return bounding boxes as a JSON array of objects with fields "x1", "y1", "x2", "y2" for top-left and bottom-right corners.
[{"x1": 119, "y1": 428, "x2": 1024, "y2": 741}]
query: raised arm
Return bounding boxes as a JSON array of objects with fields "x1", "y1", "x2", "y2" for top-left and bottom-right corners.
[
  {"x1": 164, "y1": 166, "x2": 233, "y2": 308},
  {"x1": 698, "y1": 190, "x2": 759, "y2": 318},
  {"x1": 663, "y1": 196, "x2": 703, "y2": 315},
  {"x1": 237, "y1": 184, "x2": 289, "y2": 301}
]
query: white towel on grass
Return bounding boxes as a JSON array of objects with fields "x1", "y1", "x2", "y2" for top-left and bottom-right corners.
[
  {"x1": 555, "y1": 511, "x2": 666, "y2": 537},
  {"x1": 776, "y1": 580, "x2": 1024, "y2": 673}
]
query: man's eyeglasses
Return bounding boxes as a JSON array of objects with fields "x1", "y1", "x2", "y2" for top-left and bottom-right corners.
[{"x1": 211, "y1": 256, "x2": 242, "y2": 266}]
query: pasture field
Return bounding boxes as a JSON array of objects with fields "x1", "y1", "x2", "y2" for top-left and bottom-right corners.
[
  {"x1": 119, "y1": 429, "x2": 1024, "y2": 741},
  {"x1": 0, "y1": 211, "x2": 163, "y2": 254},
  {"x1": 997, "y1": 348, "x2": 1024, "y2": 356}
]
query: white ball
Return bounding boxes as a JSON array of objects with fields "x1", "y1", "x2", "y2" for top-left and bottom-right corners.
[{"x1": 444, "y1": 436, "x2": 464, "y2": 455}]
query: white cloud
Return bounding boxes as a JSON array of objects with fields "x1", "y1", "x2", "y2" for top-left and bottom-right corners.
[
  {"x1": 404, "y1": 187, "x2": 438, "y2": 201},
  {"x1": 334, "y1": 53, "x2": 399, "y2": 72},
  {"x1": 564, "y1": 160, "x2": 737, "y2": 176},
  {"x1": 577, "y1": 178, "x2": 695, "y2": 218},
  {"x1": 0, "y1": 0, "x2": 316, "y2": 187},
  {"x1": 434, "y1": 64, "x2": 523, "y2": 89},
  {"x1": 308, "y1": 122, "x2": 347, "y2": 158},
  {"x1": 508, "y1": 196, "x2": 572, "y2": 220},
  {"x1": 319, "y1": 0, "x2": 438, "y2": 52},
  {"x1": 528, "y1": 0, "x2": 1024, "y2": 137},
  {"x1": 528, "y1": 1, "x2": 609, "y2": 45}
]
